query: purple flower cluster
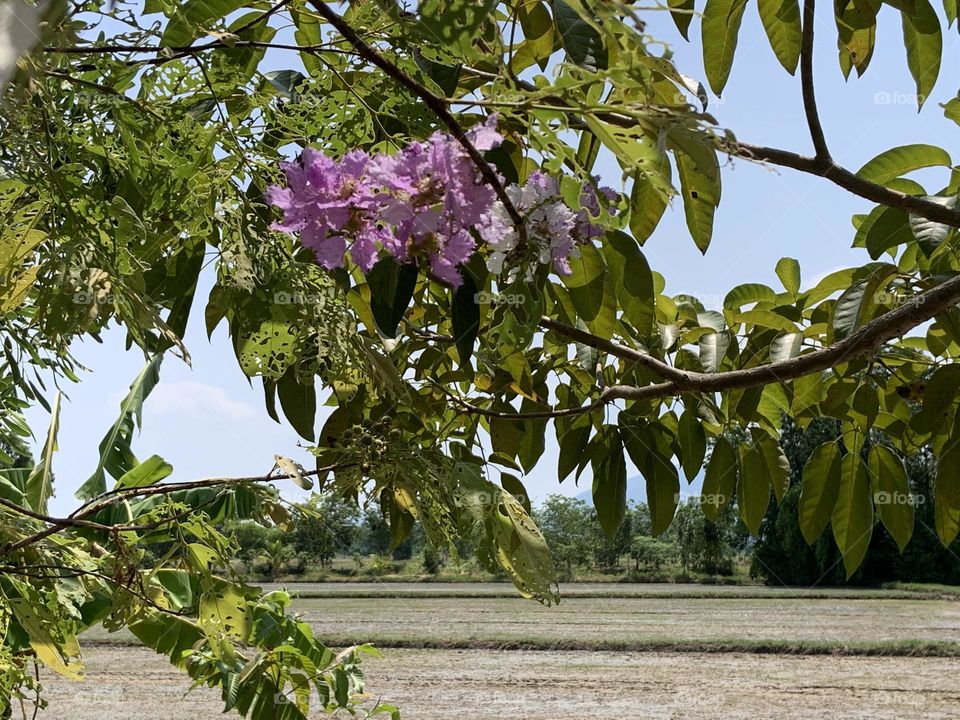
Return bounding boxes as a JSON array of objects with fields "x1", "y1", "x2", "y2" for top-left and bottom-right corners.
[
  {"x1": 266, "y1": 116, "x2": 613, "y2": 286},
  {"x1": 266, "y1": 116, "x2": 501, "y2": 287},
  {"x1": 480, "y1": 172, "x2": 617, "y2": 277}
]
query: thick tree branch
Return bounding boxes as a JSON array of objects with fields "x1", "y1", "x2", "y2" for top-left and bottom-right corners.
[
  {"x1": 604, "y1": 273, "x2": 960, "y2": 397},
  {"x1": 457, "y1": 273, "x2": 960, "y2": 419},
  {"x1": 462, "y1": 72, "x2": 960, "y2": 228}
]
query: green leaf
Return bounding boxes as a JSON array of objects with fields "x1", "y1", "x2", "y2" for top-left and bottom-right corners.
[
  {"x1": 859, "y1": 206, "x2": 913, "y2": 260},
  {"x1": 8, "y1": 595, "x2": 82, "y2": 680},
  {"x1": 832, "y1": 264, "x2": 899, "y2": 339},
  {"x1": 645, "y1": 454, "x2": 680, "y2": 537},
  {"x1": 76, "y1": 356, "x2": 163, "y2": 500},
  {"x1": 557, "y1": 423, "x2": 591, "y2": 481},
  {"x1": 601, "y1": 231, "x2": 654, "y2": 336},
  {"x1": 867, "y1": 445, "x2": 914, "y2": 552},
  {"x1": 835, "y1": 1, "x2": 878, "y2": 78},
  {"x1": 943, "y1": 96, "x2": 960, "y2": 125},
  {"x1": 162, "y1": 0, "x2": 251, "y2": 48},
  {"x1": 669, "y1": 0, "x2": 696, "y2": 39},
  {"x1": 367, "y1": 256, "x2": 418, "y2": 339},
  {"x1": 629, "y1": 156, "x2": 672, "y2": 244},
  {"x1": 458, "y1": 471, "x2": 558, "y2": 603},
  {"x1": 699, "y1": 330, "x2": 730, "y2": 372},
  {"x1": 420, "y1": 0, "x2": 498, "y2": 56},
  {"x1": 25, "y1": 391, "x2": 60, "y2": 512},
  {"x1": 561, "y1": 243, "x2": 617, "y2": 339},
  {"x1": 757, "y1": 0, "x2": 801, "y2": 73},
  {"x1": 675, "y1": 145, "x2": 721, "y2": 253},
  {"x1": 490, "y1": 415, "x2": 522, "y2": 461},
  {"x1": 945, "y1": 0, "x2": 958, "y2": 27},
  {"x1": 769, "y1": 332, "x2": 803, "y2": 363},
  {"x1": 678, "y1": 410, "x2": 706, "y2": 481},
  {"x1": 115, "y1": 454, "x2": 173, "y2": 490},
  {"x1": 154, "y1": 569, "x2": 193, "y2": 610},
  {"x1": 723, "y1": 283, "x2": 776, "y2": 311},
  {"x1": 909, "y1": 196, "x2": 956, "y2": 250},
  {"x1": 500, "y1": 473, "x2": 532, "y2": 515},
  {"x1": 735, "y1": 310, "x2": 797, "y2": 333},
  {"x1": 702, "y1": 436, "x2": 737, "y2": 521},
  {"x1": 592, "y1": 431, "x2": 627, "y2": 537},
  {"x1": 513, "y1": 0, "x2": 556, "y2": 72},
  {"x1": 911, "y1": 364, "x2": 960, "y2": 433},
  {"x1": 936, "y1": 408, "x2": 960, "y2": 514},
  {"x1": 935, "y1": 446, "x2": 960, "y2": 545},
  {"x1": 832, "y1": 452, "x2": 874, "y2": 578},
  {"x1": 738, "y1": 443, "x2": 770, "y2": 534},
  {"x1": 199, "y1": 585, "x2": 252, "y2": 640},
  {"x1": 856, "y1": 144, "x2": 951, "y2": 184},
  {"x1": 900, "y1": 0, "x2": 942, "y2": 109},
  {"x1": 277, "y1": 372, "x2": 316, "y2": 442},
  {"x1": 753, "y1": 431, "x2": 790, "y2": 504},
  {"x1": 775, "y1": 257, "x2": 801, "y2": 295},
  {"x1": 552, "y1": 0, "x2": 607, "y2": 70},
  {"x1": 451, "y1": 274, "x2": 480, "y2": 368},
  {"x1": 129, "y1": 611, "x2": 205, "y2": 668},
  {"x1": 701, "y1": 0, "x2": 749, "y2": 94}
]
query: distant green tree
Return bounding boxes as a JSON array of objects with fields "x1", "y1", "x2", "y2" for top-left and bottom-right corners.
[
  {"x1": 534, "y1": 495, "x2": 594, "y2": 577},
  {"x1": 356, "y1": 504, "x2": 415, "y2": 560},
  {"x1": 590, "y1": 501, "x2": 636, "y2": 570},
  {"x1": 629, "y1": 535, "x2": 677, "y2": 572},
  {"x1": 667, "y1": 499, "x2": 737, "y2": 576},
  {"x1": 289, "y1": 493, "x2": 361, "y2": 567}
]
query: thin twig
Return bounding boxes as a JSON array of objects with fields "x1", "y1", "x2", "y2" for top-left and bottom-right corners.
[{"x1": 44, "y1": 0, "x2": 293, "y2": 68}]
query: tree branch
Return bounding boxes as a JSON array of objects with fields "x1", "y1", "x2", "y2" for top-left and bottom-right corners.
[
  {"x1": 462, "y1": 70, "x2": 960, "y2": 227},
  {"x1": 0, "y1": 463, "x2": 342, "y2": 554},
  {"x1": 456, "y1": 273, "x2": 960, "y2": 418},
  {"x1": 44, "y1": 0, "x2": 293, "y2": 67},
  {"x1": 305, "y1": 0, "x2": 525, "y2": 235},
  {"x1": 731, "y1": 141, "x2": 960, "y2": 224},
  {"x1": 800, "y1": 0, "x2": 830, "y2": 160},
  {"x1": 538, "y1": 316, "x2": 689, "y2": 382}
]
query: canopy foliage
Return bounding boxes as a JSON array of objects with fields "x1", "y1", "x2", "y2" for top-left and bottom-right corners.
[{"x1": 3, "y1": 0, "x2": 960, "y2": 716}]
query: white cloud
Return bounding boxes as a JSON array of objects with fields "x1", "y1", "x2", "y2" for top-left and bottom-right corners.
[{"x1": 146, "y1": 381, "x2": 256, "y2": 421}]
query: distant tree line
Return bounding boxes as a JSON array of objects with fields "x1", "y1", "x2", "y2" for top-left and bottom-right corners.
[{"x1": 217, "y1": 416, "x2": 960, "y2": 586}]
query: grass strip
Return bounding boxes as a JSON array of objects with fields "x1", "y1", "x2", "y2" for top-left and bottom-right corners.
[
  {"x1": 82, "y1": 632, "x2": 960, "y2": 657},
  {"x1": 281, "y1": 588, "x2": 956, "y2": 601}
]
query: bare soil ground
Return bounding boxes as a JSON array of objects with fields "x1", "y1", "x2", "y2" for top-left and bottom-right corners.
[
  {"x1": 40, "y1": 586, "x2": 960, "y2": 718},
  {"x1": 291, "y1": 595, "x2": 960, "y2": 648},
  {"x1": 42, "y1": 645, "x2": 960, "y2": 719}
]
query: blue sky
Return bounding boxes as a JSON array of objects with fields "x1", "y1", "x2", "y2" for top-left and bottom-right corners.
[{"x1": 28, "y1": 6, "x2": 960, "y2": 516}]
